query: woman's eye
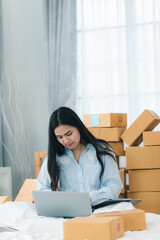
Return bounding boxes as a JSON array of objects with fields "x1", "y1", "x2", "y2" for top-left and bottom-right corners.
[
  {"x1": 67, "y1": 132, "x2": 72, "y2": 136},
  {"x1": 57, "y1": 136, "x2": 62, "y2": 139}
]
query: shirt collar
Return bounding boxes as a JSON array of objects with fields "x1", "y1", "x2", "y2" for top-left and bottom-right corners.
[{"x1": 65, "y1": 143, "x2": 91, "y2": 154}]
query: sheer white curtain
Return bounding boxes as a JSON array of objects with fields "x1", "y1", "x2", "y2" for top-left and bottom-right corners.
[
  {"x1": 0, "y1": 0, "x2": 49, "y2": 199},
  {"x1": 76, "y1": 0, "x2": 160, "y2": 126},
  {"x1": 0, "y1": 0, "x2": 3, "y2": 166},
  {"x1": 43, "y1": 0, "x2": 77, "y2": 112}
]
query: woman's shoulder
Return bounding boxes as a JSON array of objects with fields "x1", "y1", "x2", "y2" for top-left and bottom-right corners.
[
  {"x1": 94, "y1": 141, "x2": 115, "y2": 159},
  {"x1": 88, "y1": 142, "x2": 109, "y2": 152},
  {"x1": 55, "y1": 151, "x2": 72, "y2": 165},
  {"x1": 87, "y1": 143, "x2": 97, "y2": 153},
  {"x1": 93, "y1": 140, "x2": 109, "y2": 151}
]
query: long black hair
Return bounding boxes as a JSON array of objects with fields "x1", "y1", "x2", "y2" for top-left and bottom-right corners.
[{"x1": 48, "y1": 106, "x2": 116, "y2": 191}]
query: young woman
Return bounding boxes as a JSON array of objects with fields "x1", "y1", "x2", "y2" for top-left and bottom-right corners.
[{"x1": 37, "y1": 107, "x2": 123, "y2": 206}]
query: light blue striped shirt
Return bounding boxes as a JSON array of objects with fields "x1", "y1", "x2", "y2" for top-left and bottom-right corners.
[{"x1": 37, "y1": 144, "x2": 123, "y2": 206}]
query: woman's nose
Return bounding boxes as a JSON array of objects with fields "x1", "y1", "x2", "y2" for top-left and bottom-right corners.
[{"x1": 63, "y1": 136, "x2": 69, "y2": 143}]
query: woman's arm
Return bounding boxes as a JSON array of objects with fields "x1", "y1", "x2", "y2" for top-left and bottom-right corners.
[
  {"x1": 89, "y1": 155, "x2": 123, "y2": 206},
  {"x1": 36, "y1": 157, "x2": 52, "y2": 191}
]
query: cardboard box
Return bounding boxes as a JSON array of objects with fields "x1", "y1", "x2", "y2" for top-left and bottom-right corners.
[
  {"x1": 83, "y1": 113, "x2": 127, "y2": 127},
  {"x1": 35, "y1": 152, "x2": 48, "y2": 178},
  {"x1": 100, "y1": 127, "x2": 126, "y2": 142},
  {"x1": 93, "y1": 209, "x2": 146, "y2": 231},
  {"x1": 87, "y1": 127, "x2": 100, "y2": 138},
  {"x1": 14, "y1": 179, "x2": 37, "y2": 202},
  {"x1": 126, "y1": 146, "x2": 160, "y2": 169},
  {"x1": 88, "y1": 127, "x2": 126, "y2": 141},
  {"x1": 119, "y1": 169, "x2": 126, "y2": 194},
  {"x1": 143, "y1": 131, "x2": 160, "y2": 146},
  {"x1": 63, "y1": 216, "x2": 124, "y2": 240},
  {"x1": 0, "y1": 196, "x2": 11, "y2": 205},
  {"x1": 121, "y1": 110, "x2": 160, "y2": 146},
  {"x1": 108, "y1": 142, "x2": 125, "y2": 156},
  {"x1": 87, "y1": 127, "x2": 125, "y2": 156},
  {"x1": 129, "y1": 169, "x2": 160, "y2": 192},
  {"x1": 127, "y1": 192, "x2": 160, "y2": 214}
]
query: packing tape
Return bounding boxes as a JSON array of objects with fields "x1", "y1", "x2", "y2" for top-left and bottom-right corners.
[{"x1": 90, "y1": 114, "x2": 100, "y2": 127}]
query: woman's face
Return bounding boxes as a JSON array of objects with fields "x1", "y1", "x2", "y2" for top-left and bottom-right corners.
[{"x1": 54, "y1": 125, "x2": 81, "y2": 150}]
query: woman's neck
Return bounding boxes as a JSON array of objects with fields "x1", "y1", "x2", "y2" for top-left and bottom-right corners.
[{"x1": 72, "y1": 143, "x2": 87, "y2": 163}]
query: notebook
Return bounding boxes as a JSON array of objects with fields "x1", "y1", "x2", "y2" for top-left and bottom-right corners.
[
  {"x1": 92, "y1": 198, "x2": 142, "y2": 211},
  {"x1": 32, "y1": 191, "x2": 92, "y2": 218}
]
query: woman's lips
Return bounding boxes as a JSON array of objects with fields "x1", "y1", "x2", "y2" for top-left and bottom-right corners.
[{"x1": 67, "y1": 143, "x2": 73, "y2": 147}]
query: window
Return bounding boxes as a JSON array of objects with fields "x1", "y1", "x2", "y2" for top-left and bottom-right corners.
[{"x1": 76, "y1": 0, "x2": 160, "y2": 125}]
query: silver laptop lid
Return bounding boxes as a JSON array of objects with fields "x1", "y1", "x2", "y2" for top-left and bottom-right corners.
[{"x1": 32, "y1": 191, "x2": 92, "y2": 218}]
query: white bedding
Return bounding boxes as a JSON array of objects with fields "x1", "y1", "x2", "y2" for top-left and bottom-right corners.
[{"x1": 0, "y1": 201, "x2": 160, "y2": 240}]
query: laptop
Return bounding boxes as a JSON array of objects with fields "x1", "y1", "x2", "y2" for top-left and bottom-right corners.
[{"x1": 32, "y1": 191, "x2": 92, "y2": 218}]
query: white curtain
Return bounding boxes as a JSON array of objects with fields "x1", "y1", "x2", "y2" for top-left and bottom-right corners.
[
  {"x1": 0, "y1": 0, "x2": 77, "y2": 199},
  {"x1": 0, "y1": 0, "x2": 3, "y2": 166},
  {"x1": 0, "y1": 0, "x2": 50, "y2": 199},
  {"x1": 76, "y1": 0, "x2": 160, "y2": 126},
  {"x1": 44, "y1": 0, "x2": 77, "y2": 112}
]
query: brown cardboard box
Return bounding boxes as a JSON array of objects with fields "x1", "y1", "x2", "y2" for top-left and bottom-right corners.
[
  {"x1": 83, "y1": 113, "x2": 127, "y2": 127},
  {"x1": 35, "y1": 152, "x2": 48, "y2": 178},
  {"x1": 129, "y1": 169, "x2": 160, "y2": 192},
  {"x1": 143, "y1": 131, "x2": 160, "y2": 146},
  {"x1": 93, "y1": 209, "x2": 146, "y2": 231},
  {"x1": 87, "y1": 127, "x2": 100, "y2": 138},
  {"x1": 0, "y1": 196, "x2": 11, "y2": 205},
  {"x1": 121, "y1": 110, "x2": 160, "y2": 146},
  {"x1": 119, "y1": 169, "x2": 126, "y2": 193},
  {"x1": 63, "y1": 216, "x2": 124, "y2": 240},
  {"x1": 88, "y1": 127, "x2": 126, "y2": 141},
  {"x1": 100, "y1": 127, "x2": 126, "y2": 142},
  {"x1": 126, "y1": 146, "x2": 160, "y2": 169},
  {"x1": 127, "y1": 192, "x2": 160, "y2": 214},
  {"x1": 83, "y1": 114, "x2": 91, "y2": 127},
  {"x1": 87, "y1": 127, "x2": 125, "y2": 156},
  {"x1": 14, "y1": 179, "x2": 37, "y2": 202},
  {"x1": 108, "y1": 142, "x2": 125, "y2": 156}
]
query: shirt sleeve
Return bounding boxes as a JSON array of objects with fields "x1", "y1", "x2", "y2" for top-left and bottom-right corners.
[
  {"x1": 36, "y1": 157, "x2": 52, "y2": 191},
  {"x1": 89, "y1": 154, "x2": 123, "y2": 206}
]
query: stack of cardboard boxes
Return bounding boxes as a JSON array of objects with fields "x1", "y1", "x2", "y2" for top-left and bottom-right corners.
[
  {"x1": 64, "y1": 110, "x2": 160, "y2": 240},
  {"x1": 121, "y1": 110, "x2": 160, "y2": 214},
  {"x1": 83, "y1": 112, "x2": 127, "y2": 197},
  {"x1": 63, "y1": 208, "x2": 147, "y2": 239}
]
